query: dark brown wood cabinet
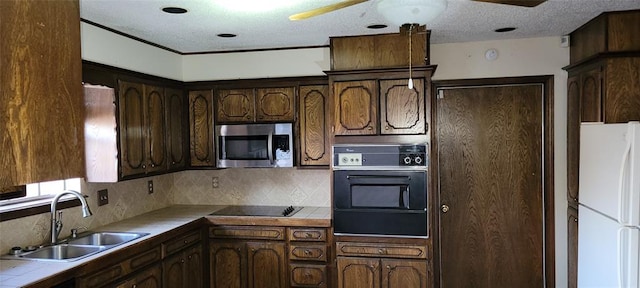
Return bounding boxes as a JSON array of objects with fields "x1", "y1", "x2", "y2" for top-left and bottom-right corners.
[
  {"x1": 118, "y1": 81, "x2": 169, "y2": 178},
  {"x1": 299, "y1": 85, "x2": 331, "y2": 166},
  {"x1": 288, "y1": 228, "x2": 329, "y2": 287},
  {"x1": 114, "y1": 264, "x2": 162, "y2": 288},
  {"x1": 336, "y1": 242, "x2": 430, "y2": 288},
  {"x1": 162, "y1": 228, "x2": 204, "y2": 288},
  {"x1": 216, "y1": 87, "x2": 295, "y2": 123},
  {"x1": 165, "y1": 88, "x2": 187, "y2": 171},
  {"x1": 209, "y1": 226, "x2": 287, "y2": 288},
  {"x1": 188, "y1": 90, "x2": 215, "y2": 167},
  {"x1": 568, "y1": 207, "x2": 579, "y2": 288},
  {"x1": 328, "y1": 67, "x2": 432, "y2": 137},
  {"x1": 1, "y1": 0, "x2": 84, "y2": 188}
]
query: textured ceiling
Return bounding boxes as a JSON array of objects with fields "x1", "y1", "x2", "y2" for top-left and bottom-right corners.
[{"x1": 80, "y1": 0, "x2": 640, "y2": 54}]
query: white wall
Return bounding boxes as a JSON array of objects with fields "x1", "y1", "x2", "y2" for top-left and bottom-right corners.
[
  {"x1": 80, "y1": 24, "x2": 569, "y2": 286},
  {"x1": 81, "y1": 23, "x2": 183, "y2": 80}
]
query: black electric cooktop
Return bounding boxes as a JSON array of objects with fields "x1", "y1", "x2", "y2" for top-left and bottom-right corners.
[{"x1": 209, "y1": 205, "x2": 302, "y2": 217}]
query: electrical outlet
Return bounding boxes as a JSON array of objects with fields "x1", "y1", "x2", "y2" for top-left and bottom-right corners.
[
  {"x1": 98, "y1": 189, "x2": 109, "y2": 206},
  {"x1": 148, "y1": 180, "x2": 154, "y2": 194},
  {"x1": 212, "y1": 177, "x2": 219, "y2": 189}
]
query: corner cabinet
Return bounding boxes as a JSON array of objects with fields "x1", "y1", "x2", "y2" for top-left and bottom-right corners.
[
  {"x1": 188, "y1": 90, "x2": 215, "y2": 167},
  {"x1": 216, "y1": 87, "x2": 295, "y2": 123},
  {"x1": 1, "y1": 0, "x2": 84, "y2": 188},
  {"x1": 327, "y1": 67, "x2": 433, "y2": 137},
  {"x1": 299, "y1": 85, "x2": 331, "y2": 166}
]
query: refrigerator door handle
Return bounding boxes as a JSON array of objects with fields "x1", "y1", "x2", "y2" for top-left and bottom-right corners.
[{"x1": 617, "y1": 127, "x2": 632, "y2": 224}]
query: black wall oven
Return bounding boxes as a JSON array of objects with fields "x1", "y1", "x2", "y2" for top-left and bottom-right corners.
[{"x1": 332, "y1": 144, "x2": 428, "y2": 237}]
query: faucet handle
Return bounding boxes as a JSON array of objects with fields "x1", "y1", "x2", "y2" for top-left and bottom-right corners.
[{"x1": 70, "y1": 226, "x2": 88, "y2": 238}]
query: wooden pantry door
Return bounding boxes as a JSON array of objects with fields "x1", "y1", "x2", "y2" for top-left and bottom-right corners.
[{"x1": 435, "y1": 78, "x2": 554, "y2": 288}]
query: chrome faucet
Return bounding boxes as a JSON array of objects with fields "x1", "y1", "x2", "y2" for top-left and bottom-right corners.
[{"x1": 50, "y1": 190, "x2": 92, "y2": 244}]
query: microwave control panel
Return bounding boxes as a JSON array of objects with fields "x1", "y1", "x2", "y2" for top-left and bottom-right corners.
[{"x1": 333, "y1": 144, "x2": 427, "y2": 168}]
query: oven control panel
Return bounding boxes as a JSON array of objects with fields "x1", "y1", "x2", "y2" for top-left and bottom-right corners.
[{"x1": 333, "y1": 144, "x2": 427, "y2": 168}]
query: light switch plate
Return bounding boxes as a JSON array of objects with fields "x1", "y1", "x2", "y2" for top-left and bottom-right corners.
[{"x1": 97, "y1": 189, "x2": 109, "y2": 206}]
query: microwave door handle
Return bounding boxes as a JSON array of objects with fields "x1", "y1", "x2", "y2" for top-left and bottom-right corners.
[{"x1": 267, "y1": 132, "x2": 274, "y2": 165}]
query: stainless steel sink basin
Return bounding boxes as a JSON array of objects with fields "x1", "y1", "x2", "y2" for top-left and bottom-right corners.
[
  {"x1": 2, "y1": 231, "x2": 149, "y2": 262},
  {"x1": 68, "y1": 232, "x2": 149, "y2": 246},
  {"x1": 19, "y1": 244, "x2": 104, "y2": 261}
]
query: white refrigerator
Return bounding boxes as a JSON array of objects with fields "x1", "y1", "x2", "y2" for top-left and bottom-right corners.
[{"x1": 579, "y1": 122, "x2": 640, "y2": 288}]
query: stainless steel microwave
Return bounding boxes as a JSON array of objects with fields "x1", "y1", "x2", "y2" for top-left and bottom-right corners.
[{"x1": 215, "y1": 123, "x2": 293, "y2": 168}]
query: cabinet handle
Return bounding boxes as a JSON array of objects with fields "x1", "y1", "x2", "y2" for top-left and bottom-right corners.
[
  {"x1": 305, "y1": 232, "x2": 313, "y2": 238},
  {"x1": 574, "y1": 218, "x2": 578, "y2": 222},
  {"x1": 378, "y1": 249, "x2": 385, "y2": 254},
  {"x1": 142, "y1": 164, "x2": 146, "y2": 169},
  {"x1": 304, "y1": 158, "x2": 309, "y2": 161},
  {"x1": 385, "y1": 126, "x2": 389, "y2": 130},
  {"x1": 367, "y1": 126, "x2": 373, "y2": 130},
  {"x1": 151, "y1": 164, "x2": 155, "y2": 168},
  {"x1": 181, "y1": 259, "x2": 185, "y2": 263},
  {"x1": 304, "y1": 249, "x2": 311, "y2": 255},
  {"x1": 386, "y1": 265, "x2": 391, "y2": 269},
  {"x1": 132, "y1": 285, "x2": 137, "y2": 288},
  {"x1": 247, "y1": 115, "x2": 252, "y2": 119}
]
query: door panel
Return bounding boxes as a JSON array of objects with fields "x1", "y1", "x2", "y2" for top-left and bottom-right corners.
[
  {"x1": 217, "y1": 89, "x2": 254, "y2": 122},
  {"x1": 437, "y1": 84, "x2": 544, "y2": 287},
  {"x1": 210, "y1": 241, "x2": 246, "y2": 288},
  {"x1": 381, "y1": 259, "x2": 428, "y2": 288},
  {"x1": 380, "y1": 79, "x2": 425, "y2": 135},
  {"x1": 333, "y1": 81, "x2": 377, "y2": 135},
  {"x1": 247, "y1": 241, "x2": 286, "y2": 288},
  {"x1": 256, "y1": 87, "x2": 295, "y2": 122},
  {"x1": 145, "y1": 85, "x2": 166, "y2": 173},
  {"x1": 166, "y1": 88, "x2": 186, "y2": 170},
  {"x1": 337, "y1": 257, "x2": 380, "y2": 288},
  {"x1": 119, "y1": 81, "x2": 145, "y2": 177},
  {"x1": 299, "y1": 85, "x2": 330, "y2": 166}
]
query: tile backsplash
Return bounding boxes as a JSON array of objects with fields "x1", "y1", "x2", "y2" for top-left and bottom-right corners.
[{"x1": 0, "y1": 168, "x2": 330, "y2": 254}]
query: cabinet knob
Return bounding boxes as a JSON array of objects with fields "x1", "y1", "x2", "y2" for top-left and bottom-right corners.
[
  {"x1": 132, "y1": 285, "x2": 137, "y2": 288},
  {"x1": 151, "y1": 164, "x2": 155, "y2": 168},
  {"x1": 172, "y1": 161, "x2": 176, "y2": 165},
  {"x1": 247, "y1": 115, "x2": 251, "y2": 119},
  {"x1": 441, "y1": 204, "x2": 450, "y2": 213},
  {"x1": 385, "y1": 126, "x2": 389, "y2": 130},
  {"x1": 367, "y1": 126, "x2": 373, "y2": 130},
  {"x1": 142, "y1": 164, "x2": 146, "y2": 169},
  {"x1": 304, "y1": 158, "x2": 309, "y2": 161},
  {"x1": 181, "y1": 259, "x2": 185, "y2": 263},
  {"x1": 386, "y1": 265, "x2": 391, "y2": 269}
]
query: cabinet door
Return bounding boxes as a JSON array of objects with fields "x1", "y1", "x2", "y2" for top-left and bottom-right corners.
[
  {"x1": 115, "y1": 264, "x2": 162, "y2": 288},
  {"x1": 604, "y1": 57, "x2": 640, "y2": 123},
  {"x1": 337, "y1": 257, "x2": 380, "y2": 288},
  {"x1": 166, "y1": 88, "x2": 187, "y2": 171},
  {"x1": 379, "y1": 79, "x2": 425, "y2": 135},
  {"x1": 247, "y1": 241, "x2": 287, "y2": 288},
  {"x1": 580, "y1": 66, "x2": 602, "y2": 122},
  {"x1": 333, "y1": 80, "x2": 378, "y2": 135},
  {"x1": 119, "y1": 81, "x2": 147, "y2": 177},
  {"x1": 189, "y1": 90, "x2": 215, "y2": 167},
  {"x1": 256, "y1": 87, "x2": 295, "y2": 122},
  {"x1": 1, "y1": 0, "x2": 84, "y2": 187},
  {"x1": 185, "y1": 245, "x2": 204, "y2": 288},
  {"x1": 210, "y1": 241, "x2": 246, "y2": 288},
  {"x1": 567, "y1": 74, "x2": 581, "y2": 206},
  {"x1": 144, "y1": 85, "x2": 167, "y2": 174},
  {"x1": 568, "y1": 207, "x2": 579, "y2": 288},
  {"x1": 381, "y1": 259, "x2": 429, "y2": 288},
  {"x1": 217, "y1": 89, "x2": 255, "y2": 123},
  {"x1": 299, "y1": 85, "x2": 330, "y2": 166},
  {"x1": 163, "y1": 252, "x2": 185, "y2": 288}
]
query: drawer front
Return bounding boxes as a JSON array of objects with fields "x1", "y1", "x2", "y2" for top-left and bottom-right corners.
[
  {"x1": 288, "y1": 228, "x2": 326, "y2": 242},
  {"x1": 210, "y1": 226, "x2": 285, "y2": 240},
  {"x1": 78, "y1": 246, "x2": 161, "y2": 288},
  {"x1": 290, "y1": 264, "x2": 327, "y2": 287},
  {"x1": 163, "y1": 229, "x2": 202, "y2": 256},
  {"x1": 336, "y1": 242, "x2": 428, "y2": 259},
  {"x1": 289, "y1": 244, "x2": 327, "y2": 262}
]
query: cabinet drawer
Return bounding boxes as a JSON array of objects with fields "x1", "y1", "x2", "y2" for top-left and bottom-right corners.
[
  {"x1": 289, "y1": 244, "x2": 327, "y2": 262},
  {"x1": 78, "y1": 246, "x2": 162, "y2": 288},
  {"x1": 163, "y1": 229, "x2": 202, "y2": 256},
  {"x1": 290, "y1": 264, "x2": 327, "y2": 287},
  {"x1": 288, "y1": 228, "x2": 326, "y2": 242},
  {"x1": 210, "y1": 226, "x2": 285, "y2": 240},
  {"x1": 336, "y1": 242, "x2": 428, "y2": 259}
]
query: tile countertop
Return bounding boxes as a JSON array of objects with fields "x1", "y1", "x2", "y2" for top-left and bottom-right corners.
[{"x1": 0, "y1": 205, "x2": 330, "y2": 288}]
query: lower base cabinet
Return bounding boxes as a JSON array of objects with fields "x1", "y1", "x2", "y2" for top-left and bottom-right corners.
[
  {"x1": 163, "y1": 245, "x2": 203, "y2": 288},
  {"x1": 114, "y1": 264, "x2": 162, "y2": 288},
  {"x1": 210, "y1": 240, "x2": 287, "y2": 288},
  {"x1": 336, "y1": 241, "x2": 431, "y2": 288}
]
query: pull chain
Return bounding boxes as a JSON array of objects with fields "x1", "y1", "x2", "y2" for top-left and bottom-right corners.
[{"x1": 408, "y1": 24, "x2": 414, "y2": 89}]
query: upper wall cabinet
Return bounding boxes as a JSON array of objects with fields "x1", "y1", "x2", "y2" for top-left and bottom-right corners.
[
  {"x1": 165, "y1": 88, "x2": 188, "y2": 171},
  {"x1": 570, "y1": 10, "x2": 640, "y2": 65},
  {"x1": 328, "y1": 67, "x2": 433, "y2": 137},
  {"x1": 118, "y1": 81, "x2": 168, "y2": 177},
  {"x1": 299, "y1": 85, "x2": 331, "y2": 166},
  {"x1": 1, "y1": 0, "x2": 84, "y2": 188},
  {"x1": 189, "y1": 90, "x2": 215, "y2": 167},
  {"x1": 216, "y1": 87, "x2": 295, "y2": 123},
  {"x1": 330, "y1": 27, "x2": 430, "y2": 70}
]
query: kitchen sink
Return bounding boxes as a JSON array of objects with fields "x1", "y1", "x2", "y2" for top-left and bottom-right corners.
[
  {"x1": 3, "y1": 231, "x2": 149, "y2": 262},
  {"x1": 18, "y1": 244, "x2": 104, "y2": 261},
  {"x1": 68, "y1": 232, "x2": 149, "y2": 247}
]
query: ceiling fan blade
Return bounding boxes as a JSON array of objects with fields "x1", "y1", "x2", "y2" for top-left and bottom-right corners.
[
  {"x1": 289, "y1": 0, "x2": 369, "y2": 21},
  {"x1": 472, "y1": 0, "x2": 546, "y2": 7}
]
